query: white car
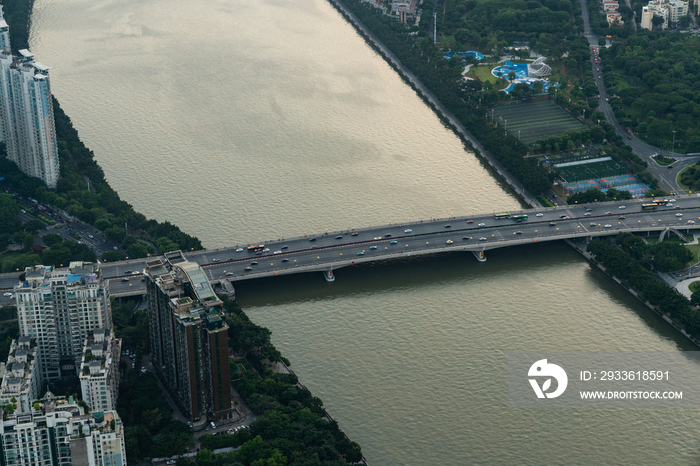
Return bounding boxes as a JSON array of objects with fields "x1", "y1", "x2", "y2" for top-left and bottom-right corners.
[
  {"x1": 374, "y1": 237, "x2": 381, "y2": 240},
  {"x1": 536, "y1": 213, "x2": 543, "y2": 217},
  {"x1": 446, "y1": 240, "x2": 453, "y2": 244},
  {"x1": 235, "y1": 248, "x2": 243, "y2": 252},
  {"x1": 676, "y1": 213, "x2": 683, "y2": 217},
  {"x1": 584, "y1": 212, "x2": 591, "y2": 216},
  {"x1": 618, "y1": 206, "x2": 626, "y2": 209},
  {"x1": 669, "y1": 199, "x2": 676, "y2": 203},
  {"x1": 478, "y1": 223, "x2": 486, "y2": 227},
  {"x1": 404, "y1": 229, "x2": 412, "y2": 233},
  {"x1": 479, "y1": 237, "x2": 487, "y2": 241},
  {"x1": 687, "y1": 220, "x2": 695, "y2": 224},
  {"x1": 273, "y1": 250, "x2": 282, "y2": 254},
  {"x1": 2, "y1": 293, "x2": 11, "y2": 297},
  {"x1": 263, "y1": 248, "x2": 270, "y2": 252},
  {"x1": 604, "y1": 224, "x2": 612, "y2": 228}
]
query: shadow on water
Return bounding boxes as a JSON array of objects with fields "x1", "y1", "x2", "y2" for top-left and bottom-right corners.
[{"x1": 236, "y1": 240, "x2": 698, "y2": 350}]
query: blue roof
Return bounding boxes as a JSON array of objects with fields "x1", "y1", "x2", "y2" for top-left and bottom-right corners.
[{"x1": 67, "y1": 274, "x2": 81, "y2": 283}]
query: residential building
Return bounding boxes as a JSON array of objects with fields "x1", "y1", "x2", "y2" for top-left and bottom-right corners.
[
  {"x1": 607, "y1": 11, "x2": 624, "y2": 24},
  {"x1": 15, "y1": 262, "x2": 111, "y2": 381},
  {"x1": 0, "y1": 395, "x2": 126, "y2": 466},
  {"x1": 0, "y1": 7, "x2": 59, "y2": 188},
  {"x1": 146, "y1": 251, "x2": 233, "y2": 423},
  {"x1": 79, "y1": 329, "x2": 121, "y2": 412},
  {"x1": 641, "y1": 6, "x2": 654, "y2": 29},
  {"x1": 640, "y1": 0, "x2": 687, "y2": 29},
  {"x1": 603, "y1": 1, "x2": 619, "y2": 10},
  {"x1": 0, "y1": 337, "x2": 40, "y2": 414}
]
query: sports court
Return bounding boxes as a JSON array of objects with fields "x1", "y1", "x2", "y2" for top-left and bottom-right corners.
[
  {"x1": 491, "y1": 100, "x2": 585, "y2": 144},
  {"x1": 555, "y1": 158, "x2": 625, "y2": 182}
]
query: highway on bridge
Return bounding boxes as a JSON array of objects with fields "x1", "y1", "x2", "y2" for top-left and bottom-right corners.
[
  {"x1": 101, "y1": 197, "x2": 700, "y2": 296},
  {"x1": 0, "y1": 197, "x2": 698, "y2": 301}
]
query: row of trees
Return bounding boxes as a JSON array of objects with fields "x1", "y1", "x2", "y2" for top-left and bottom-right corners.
[
  {"x1": 0, "y1": 6, "x2": 203, "y2": 263},
  {"x1": 181, "y1": 296, "x2": 364, "y2": 465},
  {"x1": 339, "y1": 0, "x2": 555, "y2": 194},
  {"x1": 587, "y1": 235, "x2": 700, "y2": 335},
  {"x1": 598, "y1": 31, "x2": 700, "y2": 152}
]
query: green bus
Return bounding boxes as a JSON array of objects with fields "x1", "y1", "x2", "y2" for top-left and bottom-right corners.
[
  {"x1": 495, "y1": 212, "x2": 511, "y2": 219},
  {"x1": 510, "y1": 214, "x2": 528, "y2": 222}
]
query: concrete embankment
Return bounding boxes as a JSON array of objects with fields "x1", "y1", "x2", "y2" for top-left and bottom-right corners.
[
  {"x1": 566, "y1": 239, "x2": 700, "y2": 348},
  {"x1": 325, "y1": 0, "x2": 541, "y2": 209}
]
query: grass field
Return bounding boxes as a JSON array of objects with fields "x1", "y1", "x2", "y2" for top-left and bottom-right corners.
[
  {"x1": 556, "y1": 159, "x2": 626, "y2": 182},
  {"x1": 466, "y1": 64, "x2": 508, "y2": 89},
  {"x1": 491, "y1": 100, "x2": 585, "y2": 144}
]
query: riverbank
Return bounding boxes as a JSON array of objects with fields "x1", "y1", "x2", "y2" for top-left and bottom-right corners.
[
  {"x1": 566, "y1": 238, "x2": 700, "y2": 348},
  {"x1": 325, "y1": 0, "x2": 541, "y2": 209}
]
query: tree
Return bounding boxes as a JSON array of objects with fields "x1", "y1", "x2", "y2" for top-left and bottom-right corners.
[{"x1": 508, "y1": 71, "x2": 516, "y2": 82}]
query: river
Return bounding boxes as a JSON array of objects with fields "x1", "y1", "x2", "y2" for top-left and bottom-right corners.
[{"x1": 30, "y1": 0, "x2": 700, "y2": 464}]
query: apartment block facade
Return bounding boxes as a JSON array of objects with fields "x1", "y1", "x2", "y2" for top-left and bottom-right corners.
[
  {"x1": 15, "y1": 262, "x2": 111, "y2": 381},
  {"x1": 146, "y1": 251, "x2": 232, "y2": 423},
  {"x1": 0, "y1": 337, "x2": 40, "y2": 414},
  {"x1": 79, "y1": 329, "x2": 121, "y2": 412},
  {"x1": 0, "y1": 396, "x2": 126, "y2": 466},
  {"x1": 0, "y1": 7, "x2": 60, "y2": 188}
]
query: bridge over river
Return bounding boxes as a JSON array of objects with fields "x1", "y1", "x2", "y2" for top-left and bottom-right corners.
[{"x1": 0, "y1": 197, "x2": 699, "y2": 300}]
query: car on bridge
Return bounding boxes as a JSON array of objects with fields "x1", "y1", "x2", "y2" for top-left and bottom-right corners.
[
  {"x1": 688, "y1": 220, "x2": 696, "y2": 224},
  {"x1": 250, "y1": 261, "x2": 258, "y2": 265},
  {"x1": 282, "y1": 258, "x2": 289, "y2": 262},
  {"x1": 549, "y1": 222, "x2": 556, "y2": 226},
  {"x1": 390, "y1": 241, "x2": 398, "y2": 244},
  {"x1": 281, "y1": 245, "x2": 288, "y2": 249},
  {"x1": 463, "y1": 237, "x2": 470, "y2": 240},
  {"x1": 309, "y1": 238, "x2": 317, "y2": 242},
  {"x1": 604, "y1": 224, "x2": 612, "y2": 228},
  {"x1": 335, "y1": 236, "x2": 342, "y2": 239},
  {"x1": 273, "y1": 250, "x2": 282, "y2": 254},
  {"x1": 245, "y1": 267, "x2": 252, "y2": 271},
  {"x1": 515, "y1": 231, "x2": 523, "y2": 235},
  {"x1": 370, "y1": 246, "x2": 377, "y2": 250},
  {"x1": 676, "y1": 213, "x2": 683, "y2": 217},
  {"x1": 446, "y1": 240, "x2": 453, "y2": 244},
  {"x1": 467, "y1": 220, "x2": 474, "y2": 223},
  {"x1": 385, "y1": 234, "x2": 392, "y2": 237},
  {"x1": 590, "y1": 223, "x2": 597, "y2": 226},
  {"x1": 479, "y1": 237, "x2": 487, "y2": 241},
  {"x1": 478, "y1": 223, "x2": 486, "y2": 227},
  {"x1": 444, "y1": 225, "x2": 451, "y2": 228},
  {"x1": 351, "y1": 232, "x2": 359, "y2": 236},
  {"x1": 235, "y1": 248, "x2": 243, "y2": 252},
  {"x1": 536, "y1": 213, "x2": 543, "y2": 217},
  {"x1": 357, "y1": 252, "x2": 364, "y2": 256},
  {"x1": 405, "y1": 229, "x2": 412, "y2": 233}
]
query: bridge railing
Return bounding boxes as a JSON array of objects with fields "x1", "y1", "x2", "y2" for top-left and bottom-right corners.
[
  {"x1": 222, "y1": 197, "x2": 698, "y2": 249},
  {"x1": 223, "y1": 224, "x2": 700, "y2": 280}
]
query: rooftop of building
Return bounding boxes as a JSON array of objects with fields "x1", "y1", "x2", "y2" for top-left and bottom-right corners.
[
  {"x1": 0, "y1": 340, "x2": 37, "y2": 398},
  {"x1": 79, "y1": 330, "x2": 118, "y2": 378},
  {"x1": 17, "y1": 262, "x2": 102, "y2": 291}
]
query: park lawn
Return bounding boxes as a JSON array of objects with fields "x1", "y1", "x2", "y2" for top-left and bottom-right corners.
[
  {"x1": 467, "y1": 64, "x2": 507, "y2": 88},
  {"x1": 685, "y1": 242, "x2": 700, "y2": 268},
  {"x1": 677, "y1": 166, "x2": 693, "y2": 193},
  {"x1": 689, "y1": 279, "x2": 700, "y2": 293}
]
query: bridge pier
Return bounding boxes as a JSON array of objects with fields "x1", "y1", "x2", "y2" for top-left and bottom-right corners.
[
  {"x1": 322, "y1": 270, "x2": 335, "y2": 282},
  {"x1": 472, "y1": 250, "x2": 487, "y2": 262}
]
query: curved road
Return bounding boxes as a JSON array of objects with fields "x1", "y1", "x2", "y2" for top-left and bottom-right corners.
[{"x1": 579, "y1": 0, "x2": 700, "y2": 192}]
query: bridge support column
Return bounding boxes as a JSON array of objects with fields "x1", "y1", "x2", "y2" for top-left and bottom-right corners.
[
  {"x1": 472, "y1": 250, "x2": 487, "y2": 262},
  {"x1": 322, "y1": 270, "x2": 335, "y2": 282}
]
